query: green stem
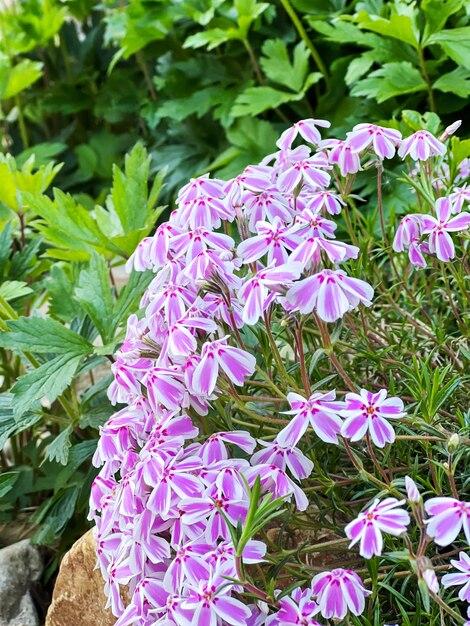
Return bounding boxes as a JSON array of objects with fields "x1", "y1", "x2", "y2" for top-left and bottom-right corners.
[
  {"x1": 136, "y1": 52, "x2": 157, "y2": 101},
  {"x1": 366, "y1": 434, "x2": 390, "y2": 484},
  {"x1": 279, "y1": 537, "x2": 349, "y2": 557},
  {"x1": 242, "y1": 38, "x2": 265, "y2": 85},
  {"x1": 227, "y1": 388, "x2": 288, "y2": 426},
  {"x1": 294, "y1": 320, "x2": 310, "y2": 395},
  {"x1": 376, "y1": 160, "x2": 387, "y2": 244},
  {"x1": 15, "y1": 95, "x2": 29, "y2": 148},
  {"x1": 342, "y1": 438, "x2": 394, "y2": 493},
  {"x1": 263, "y1": 312, "x2": 300, "y2": 392},
  {"x1": 314, "y1": 314, "x2": 356, "y2": 392},
  {"x1": 417, "y1": 46, "x2": 436, "y2": 113},
  {"x1": 430, "y1": 590, "x2": 465, "y2": 624},
  {"x1": 342, "y1": 206, "x2": 359, "y2": 246},
  {"x1": 279, "y1": 0, "x2": 328, "y2": 78}
]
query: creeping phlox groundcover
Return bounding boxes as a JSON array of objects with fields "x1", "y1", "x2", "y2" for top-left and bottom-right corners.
[{"x1": 89, "y1": 119, "x2": 470, "y2": 626}]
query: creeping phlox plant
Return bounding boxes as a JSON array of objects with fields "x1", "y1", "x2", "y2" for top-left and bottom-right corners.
[{"x1": 89, "y1": 118, "x2": 470, "y2": 626}]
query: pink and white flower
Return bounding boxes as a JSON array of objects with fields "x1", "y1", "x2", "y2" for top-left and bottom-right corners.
[
  {"x1": 199, "y1": 431, "x2": 256, "y2": 464},
  {"x1": 277, "y1": 118, "x2": 331, "y2": 150},
  {"x1": 286, "y1": 268, "x2": 374, "y2": 322},
  {"x1": 450, "y1": 185, "x2": 470, "y2": 213},
  {"x1": 392, "y1": 214, "x2": 423, "y2": 252},
  {"x1": 303, "y1": 189, "x2": 346, "y2": 215},
  {"x1": 441, "y1": 552, "x2": 470, "y2": 602},
  {"x1": 239, "y1": 263, "x2": 302, "y2": 325},
  {"x1": 345, "y1": 498, "x2": 410, "y2": 558},
  {"x1": 278, "y1": 152, "x2": 331, "y2": 192},
  {"x1": 346, "y1": 123, "x2": 402, "y2": 159},
  {"x1": 278, "y1": 390, "x2": 344, "y2": 446},
  {"x1": 290, "y1": 232, "x2": 359, "y2": 267},
  {"x1": 250, "y1": 439, "x2": 314, "y2": 481},
  {"x1": 243, "y1": 189, "x2": 292, "y2": 232},
  {"x1": 407, "y1": 238, "x2": 430, "y2": 268},
  {"x1": 398, "y1": 130, "x2": 446, "y2": 161},
  {"x1": 246, "y1": 463, "x2": 309, "y2": 511},
  {"x1": 271, "y1": 587, "x2": 321, "y2": 625},
  {"x1": 192, "y1": 338, "x2": 256, "y2": 396},
  {"x1": 180, "y1": 564, "x2": 251, "y2": 626},
  {"x1": 177, "y1": 174, "x2": 225, "y2": 204},
  {"x1": 424, "y1": 497, "x2": 470, "y2": 546},
  {"x1": 180, "y1": 487, "x2": 248, "y2": 544},
  {"x1": 324, "y1": 138, "x2": 362, "y2": 176},
  {"x1": 341, "y1": 388, "x2": 405, "y2": 448},
  {"x1": 311, "y1": 568, "x2": 370, "y2": 620},
  {"x1": 421, "y1": 197, "x2": 470, "y2": 261},
  {"x1": 237, "y1": 217, "x2": 300, "y2": 266}
]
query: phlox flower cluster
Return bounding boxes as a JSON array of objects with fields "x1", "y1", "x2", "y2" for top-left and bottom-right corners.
[
  {"x1": 391, "y1": 126, "x2": 470, "y2": 268},
  {"x1": 344, "y1": 480, "x2": 470, "y2": 621},
  {"x1": 90, "y1": 116, "x2": 469, "y2": 625},
  {"x1": 393, "y1": 197, "x2": 470, "y2": 267}
]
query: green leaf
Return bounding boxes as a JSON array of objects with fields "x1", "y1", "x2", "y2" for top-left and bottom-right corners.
[
  {"x1": 44, "y1": 426, "x2": 73, "y2": 466},
  {"x1": 183, "y1": 0, "x2": 268, "y2": 50},
  {"x1": 75, "y1": 253, "x2": 114, "y2": 343},
  {"x1": 0, "y1": 222, "x2": 13, "y2": 266},
  {"x1": 0, "y1": 471, "x2": 19, "y2": 498},
  {"x1": 260, "y1": 39, "x2": 309, "y2": 92},
  {"x1": 47, "y1": 265, "x2": 78, "y2": 321},
  {"x1": 0, "y1": 57, "x2": 43, "y2": 100},
  {"x1": 350, "y1": 62, "x2": 426, "y2": 103},
  {"x1": 32, "y1": 486, "x2": 80, "y2": 544},
  {"x1": 16, "y1": 142, "x2": 67, "y2": 168},
  {"x1": 307, "y1": 19, "x2": 377, "y2": 46},
  {"x1": 451, "y1": 137, "x2": 470, "y2": 165},
  {"x1": 151, "y1": 86, "x2": 232, "y2": 123},
  {"x1": 345, "y1": 56, "x2": 374, "y2": 86},
  {"x1": 0, "y1": 393, "x2": 42, "y2": 448},
  {"x1": 104, "y1": 1, "x2": 174, "y2": 58},
  {"x1": 422, "y1": 0, "x2": 464, "y2": 35},
  {"x1": 109, "y1": 143, "x2": 153, "y2": 232},
  {"x1": 434, "y1": 67, "x2": 470, "y2": 98},
  {"x1": 355, "y1": 8, "x2": 420, "y2": 49},
  {"x1": 0, "y1": 281, "x2": 33, "y2": 301},
  {"x1": 184, "y1": 28, "x2": 235, "y2": 50},
  {"x1": 113, "y1": 269, "x2": 153, "y2": 331},
  {"x1": 231, "y1": 86, "x2": 301, "y2": 117},
  {"x1": 25, "y1": 189, "x2": 114, "y2": 260},
  {"x1": 417, "y1": 578, "x2": 431, "y2": 612},
  {"x1": 232, "y1": 73, "x2": 320, "y2": 117},
  {"x1": 0, "y1": 154, "x2": 61, "y2": 213},
  {"x1": 427, "y1": 28, "x2": 470, "y2": 69},
  {"x1": 0, "y1": 316, "x2": 92, "y2": 355},
  {"x1": 215, "y1": 118, "x2": 277, "y2": 178},
  {"x1": 11, "y1": 353, "x2": 83, "y2": 417},
  {"x1": 402, "y1": 110, "x2": 441, "y2": 134},
  {"x1": 55, "y1": 439, "x2": 98, "y2": 490}
]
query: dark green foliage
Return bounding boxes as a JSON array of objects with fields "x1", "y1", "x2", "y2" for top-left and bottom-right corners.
[
  {"x1": 0, "y1": 145, "x2": 159, "y2": 555},
  {"x1": 1, "y1": 0, "x2": 469, "y2": 202}
]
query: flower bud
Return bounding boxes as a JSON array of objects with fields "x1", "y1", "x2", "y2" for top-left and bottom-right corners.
[
  {"x1": 405, "y1": 476, "x2": 421, "y2": 503},
  {"x1": 423, "y1": 568, "x2": 439, "y2": 594},
  {"x1": 440, "y1": 120, "x2": 462, "y2": 141},
  {"x1": 447, "y1": 433, "x2": 460, "y2": 452}
]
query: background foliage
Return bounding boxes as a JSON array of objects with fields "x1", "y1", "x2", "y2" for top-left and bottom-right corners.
[
  {"x1": 0, "y1": 0, "x2": 469, "y2": 618},
  {"x1": 1, "y1": 0, "x2": 470, "y2": 202}
]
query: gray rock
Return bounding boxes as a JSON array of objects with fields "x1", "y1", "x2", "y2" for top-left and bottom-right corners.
[{"x1": 0, "y1": 540, "x2": 42, "y2": 626}]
